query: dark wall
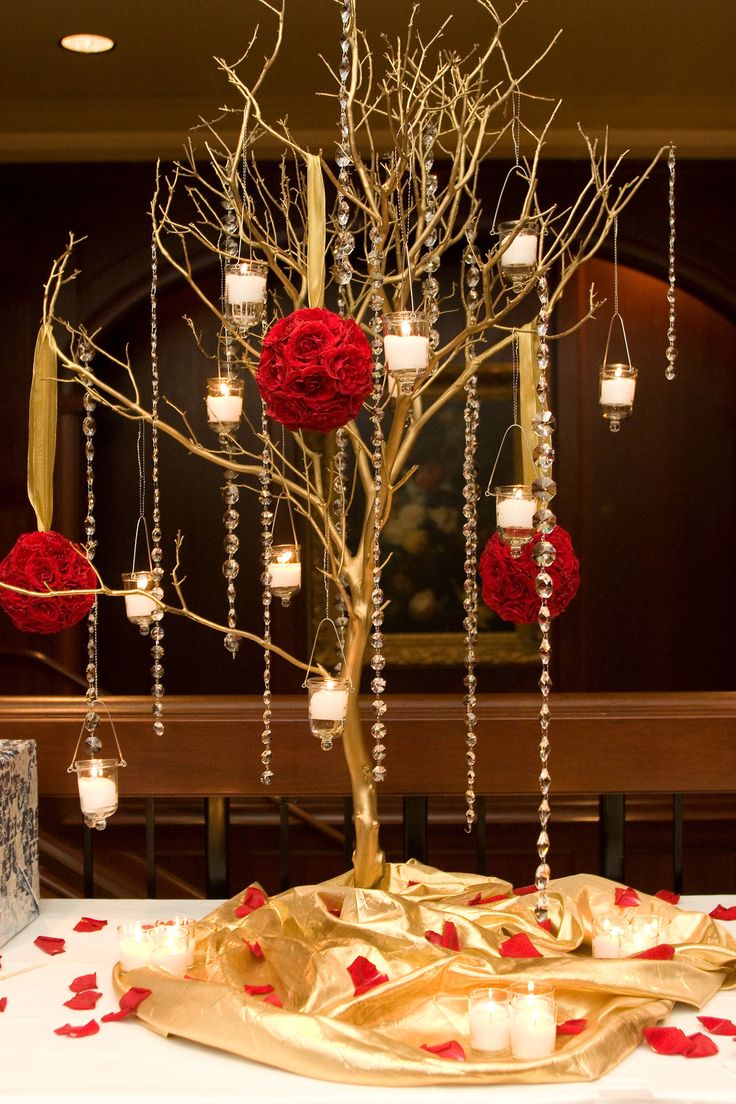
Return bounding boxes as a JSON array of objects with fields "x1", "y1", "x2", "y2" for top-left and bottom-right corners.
[{"x1": 0, "y1": 160, "x2": 734, "y2": 695}]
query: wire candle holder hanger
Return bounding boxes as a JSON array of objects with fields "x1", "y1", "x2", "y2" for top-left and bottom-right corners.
[{"x1": 598, "y1": 216, "x2": 638, "y2": 432}]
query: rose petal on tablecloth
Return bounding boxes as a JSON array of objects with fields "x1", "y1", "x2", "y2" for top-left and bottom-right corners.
[
  {"x1": 235, "y1": 886, "x2": 268, "y2": 918},
  {"x1": 557, "y1": 1018, "x2": 587, "y2": 1035},
  {"x1": 655, "y1": 889, "x2": 681, "y2": 905},
  {"x1": 54, "y1": 1019, "x2": 99, "y2": 1038},
  {"x1": 420, "y1": 1040, "x2": 466, "y2": 1061},
  {"x1": 347, "y1": 955, "x2": 388, "y2": 996},
  {"x1": 697, "y1": 1016, "x2": 736, "y2": 1035},
  {"x1": 34, "y1": 936, "x2": 65, "y2": 956},
  {"x1": 263, "y1": 992, "x2": 283, "y2": 1008},
  {"x1": 538, "y1": 918, "x2": 553, "y2": 932},
  {"x1": 498, "y1": 933, "x2": 542, "y2": 958},
  {"x1": 69, "y1": 973, "x2": 97, "y2": 992},
  {"x1": 244, "y1": 984, "x2": 275, "y2": 996},
  {"x1": 247, "y1": 941, "x2": 264, "y2": 960},
  {"x1": 709, "y1": 904, "x2": 736, "y2": 921},
  {"x1": 63, "y1": 989, "x2": 102, "y2": 1010},
  {"x1": 467, "y1": 892, "x2": 509, "y2": 906},
  {"x1": 0, "y1": 997, "x2": 7, "y2": 1012},
  {"x1": 425, "y1": 921, "x2": 460, "y2": 951},
  {"x1": 101, "y1": 986, "x2": 152, "y2": 1022},
  {"x1": 513, "y1": 885, "x2": 536, "y2": 896},
  {"x1": 632, "y1": 944, "x2": 676, "y2": 960},
  {"x1": 643, "y1": 1026, "x2": 691, "y2": 1055},
  {"x1": 73, "y1": 917, "x2": 108, "y2": 933},
  {"x1": 615, "y1": 887, "x2": 640, "y2": 908},
  {"x1": 684, "y1": 1032, "x2": 719, "y2": 1058}
]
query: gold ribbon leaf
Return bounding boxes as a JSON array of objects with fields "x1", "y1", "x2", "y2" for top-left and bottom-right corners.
[
  {"x1": 306, "y1": 153, "x2": 326, "y2": 309},
  {"x1": 27, "y1": 323, "x2": 58, "y2": 532}
]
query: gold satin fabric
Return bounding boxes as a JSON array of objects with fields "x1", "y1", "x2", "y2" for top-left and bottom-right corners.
[{"x1": 114, "y1": 864, "x2": 736, "y2": 1086}]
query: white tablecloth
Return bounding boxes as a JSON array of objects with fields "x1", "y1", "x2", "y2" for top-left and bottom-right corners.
[{"x1": 1, "y1": 896, "x2": 736, "y2": 1103}]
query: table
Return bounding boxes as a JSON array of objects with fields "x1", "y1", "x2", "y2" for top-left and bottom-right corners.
[{"x1": 2, "y1": 896, "x2": 736, "y2": 1103}]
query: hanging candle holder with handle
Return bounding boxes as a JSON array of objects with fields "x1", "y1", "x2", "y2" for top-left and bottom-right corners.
[
  {"x1": 485, "y1": 423, "x2": 538, "y2": 557},
  {"x1": 303, "y1": 617, "x2": 353, "y2": 751},
  {"x1": 599, "y1": 311, "x2": 638, "y2": 432},
  {"x1": 68, "y1": 698, "x2": 126, "y2": 830},
  {"x1": 264, "y1": 490, "x2": 302, "y2": 607},
  {"x1": 491, "y1": 166, "x2": 541, "y2": 290},
  {"x1": 121, "y1": 515, "x2": 161, "y2": 635}
]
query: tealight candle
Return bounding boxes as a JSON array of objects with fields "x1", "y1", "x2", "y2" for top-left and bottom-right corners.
[
  {"x1": 309, "y1": 680, "x2": 349, "y2": 721},
  {"x1": 224, "y1": 261, "x2": 267, "y2": 326},
  {"x1": 497, "y1": 219, "x2": 540, "y2": 283},
  {"x1": 500, "y1": 232, "x2": 538, "y2": 268},
  {"x1": 122, "y1": 571, "x2": 158, "y2": 624},
  {"x1": 624, "y1": 915, "x2": 664, "y2": 955},
  {"x1": 496, "y1": 492, "x2": 536, "y2": 530},
  {"x1": 509, "y1": 981, "x2": 556, "y2": 1061},
  {"x1": 74, "y1": 758, "x2": 119, "y2": 830},
  {"x1": 599, "y1": 363, "x2": 637, "y2": 432},
  {"x1": 382, "y1": 311, "x2": 430, "y2": 394},
  {"x1": 267, "y1": 545, "x2": 302, "y2": 600},
  {"x1": 117, "y1": 921, "x2": 154, "y2": 972},
  {"x1": 600, "y1": 376, "x2": 636, "y2": 407},
  {"x1": 468, "y1": 987, "x2": 511, "y2": 1055},
  {"x1": 78, "y1": 773, "x2": 117, "y2": 815},
  {"x1": 206, "y1": 389, "x2": 243, "y2": 427},
  {"x1": 591, "y1": 912, "x2": 630, "y2": 959}
]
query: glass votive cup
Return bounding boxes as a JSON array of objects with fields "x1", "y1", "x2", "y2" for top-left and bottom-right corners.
[
  {"x1": 306, "y1": 676, "x2": 350, "y2": 750},
  {"x1": 497, "y1": 218, "x2": 540, "y2": 286},
  {"x1": 591, "y1": 911, "x2": 631, "y2": 959},
  {"x1": 509, "y1": 980, "x2": 556, "y2": 1060},
  {"x1": 224, "y1": 260, "x2": 268, "y2": 327},
  {"x1": 117, "y1": 921, "x2": 154, "y2": 972},
  {"x1": 494, "y1": 484, "x2": 536, "y2": 557},
  {"x1": 149, "y1": 916, "x2": 196, "y2": 977},
  {"x1": 74, "y1": 758, "x2": 119, "y2": 830},
  {"x1": 382, "y1": 310, "x2": 430, "y2": 394},
  {"x1": 265, "y1": 543, "x2": 302, "y2": 606},
  {"x1": 121, "y1": 570, "x2": 159, "y2": 632},
  {"x1": 624, "y1": 914, "x2": 666, "y2": 956},
  {"x1": 205, "y1": 375, "x2": 244, "y2": 432},
  {"x1": 468, "y1": 986, "x2": 511, "y2": 1055},
  {"x1": 599, "y1": 362, "x2": 637, "y2": 432}
]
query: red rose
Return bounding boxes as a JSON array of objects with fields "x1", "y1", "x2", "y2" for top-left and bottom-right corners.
[
  {"x1": 479, "y1": 526, "x2": 580, "y2": 624},
  {"x1": 257, "y1": 308, "x2": 372, "y2": 432},
  {"x1": 0, "y1": 531, "x2": 96, "y2": 634}
]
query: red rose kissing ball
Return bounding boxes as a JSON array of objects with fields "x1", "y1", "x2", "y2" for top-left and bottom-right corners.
[
  {"x1": 0, "y1": 531, "x2": 96, "y2": 634},
  {"x1": 479, "y1": 526, "x2": 580, "y2": 624}
]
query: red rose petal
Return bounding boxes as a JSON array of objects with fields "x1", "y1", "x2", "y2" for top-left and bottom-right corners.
[
  {"x1": 234, "y1": 886, "x2": 267, "y2": 918},
  {"x1": 73, "y1": 917, "x2": 108, "y2": 933},
  {"x1": 70, "y1": 973, "x2": 97, "y2": 993},
  {"x1": 513, "y1": 885, "x2": 536, "y2": 896},
  {"x1": 34, "y1": 936, "x2": 65, "y2": 956},
  {"x1": 615, "y1": 887, "x2": 640, "y2": 908},
  {"x1": 633, "y1": 944, "x2": 675, "y2": 960},
  {"x1": 0, "y1": 997, "x2": 7, "y2": 1012},
  {"x1": 499, "y1": 933, "x2": 542, "y2": 958},
  {"x1": 643, "y1": 1026, "x2": 690, "y2": 1055},
  {"x1": 655, "y1": 890, "x2": 681, "y2": 905},
  {"x1": 54, "y1": 1019, "x2": 99, "y2": 1038},
  {"x1": 697, "y1": 1016, "x2": 736, "y2": 1035},
  {"x1": 263, "y1": 992, "x2": 283, "y2": 1008},
  {"x1": 244, "y1": 984, "x2": 274, "y2": 996},
  {"x1": 538, "y1": 918, "x2": 553, "y2": 932},
  {"x1": 425, "y1": 921, "x2": 460, "y2": 951},
  {"x1": 407, "y1": 880, "x2": 420, "y2": 887},
  {"x1": 684, "y1": 1032, "x2": 719, "y2": 1058},
  {"x1": 557, "y1": 1018, "x2": 587, "y2": 1035},
  {"x1": 247, "y1": 941, "x2": 264, "y2": 960},
  {"x1": 64, "y1": 990, "x2": 102, "y2": 1010},
  {"x1": 467, "y1": 892, "x2": 508, "y2": 906},
  {"x1": 347, "y1": 955, "x2": 389, "y2": 996},
  {"x1": 101, "y1": 986, "x2": 152, "y2": 1022},
  {"x1": 709, "y1": 904, "x2": 736, "y2": 921},
  {"x1": 421, "y1": 1040, "x2": 466, "y2": 1061}
]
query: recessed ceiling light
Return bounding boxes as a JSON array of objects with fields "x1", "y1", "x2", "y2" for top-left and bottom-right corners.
[{"x1": 60, "y1": 33, "x2": 115, "y2": 55}]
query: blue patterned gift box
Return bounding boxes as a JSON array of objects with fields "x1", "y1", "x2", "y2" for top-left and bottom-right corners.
[{"x1": 0, "y1": 740, "x2": 40, "y2": 946}]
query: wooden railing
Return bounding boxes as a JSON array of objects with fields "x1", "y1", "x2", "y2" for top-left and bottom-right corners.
[{"x1": 2, "y1": 692, "x2": 734, "y2": 897}]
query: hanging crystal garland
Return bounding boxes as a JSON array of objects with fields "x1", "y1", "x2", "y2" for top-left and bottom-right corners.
[
  {"x1": 461, "y1": 223, "x2": 481, "y2": 831},
  {"x1": 334, "y1": 0, "x2": 354, "y2": 315},
  {"x1": 79, "y1": 339, "x2": 101, "y2": 755},
  {"x1": 666, "y1": 144, "x2": 678, "y2": 381},
  {"x1": 148, "y1": 234, "x2": 166, "y2": 738},
  {"x1": 421, "y1": 119, "x2": 441, "y2": 357},
  {"x1": 368, "y1": 220, "x2": 388, "y2": 781},
  {"x1": 259, "y1": 402, "x2": 275, "y2": 786},
  {"x1": 531, "y1": 274, "x2": 556, "y2": 923}
]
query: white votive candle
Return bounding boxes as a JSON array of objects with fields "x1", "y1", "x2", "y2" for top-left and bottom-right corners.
[
  {"x1": 309, "y1": 683, "x2": 349, "y2": 721},
  {"x1": 591, "y1": 933, "x2": 625, "y2": 959},
  {"x1": 207, "y1": 392, "x2": 243, "y2": 425},
  {"x1": 268, "y1": 561, "x2": 302, "y2": 589},
  {"x1": 78, "y1": 774, "x2": 118, "y2": 815},
  {"x1": 149, "y1": 933, "x2": 190, "y2": 977},
  {"x1": 497, "y1": 496, "x2": 535, "y2": 530},
  {"x1": 469, "y1": 989, "x2": 511, "y2": 1054},
  {"x1": 383, "y1": 334, "x2": 429, "y2": 373},
  {"x1": 501, "y1": 232, "x2": 538, "y2": 268},
  {"x1": 600, "y1": 377, "x2": 636, "y2": 406},
  {"x1": 117, "y1": 923, "x2": 153, "y2": 972},
  {"x1": 124, "y1": 590, "x2": 157, "y2": 620},
  {"x1": 510, "y1": 1004, "x2": 557, "y2": 1059},
  {"x1": 225, "y1": 271, "x2": 267, "y2": 306}
]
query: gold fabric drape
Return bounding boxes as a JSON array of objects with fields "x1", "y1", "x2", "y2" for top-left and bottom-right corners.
[{"x1": 115, "y1": 864, "x2": 736, "y2": 1086}]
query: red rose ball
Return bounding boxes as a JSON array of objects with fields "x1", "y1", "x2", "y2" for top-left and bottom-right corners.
[
  {"x1": 257, "y1": 307, "x2": 373, "y2": 433},
  {"x1": 479, "y1": 526, "x2": 580, "y2": 624},
  {"x1": 0, "y1": 531, "x2": 97, "y2": 634}
]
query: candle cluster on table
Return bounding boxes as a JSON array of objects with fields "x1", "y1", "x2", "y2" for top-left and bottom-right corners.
[
  {"x1": 117, "y1": 916, "x2": 196, "y2": 977},
  {"x1": 307, "y1": 676, "x2": 350, "y2": 750},
  {"x1": 599, "y1": 362, "x2": 638, "y2": 432},
  {"x1": 205, "y1": 376, "x2": 244, "y2": 431},
  {"x1": 121, "y1": 570, "x2": 158, "y2": 632},
  {"x1": 382, "y1": 311, "x2": 430, "y2": 395},
  {"x1": 494, "y1": 484, "x2": 537, "y2": 556},
  {"x1": 467, "y1": 980, "x2": 557, "y2": 1060},
  {"x1": 73, "y1": 758, "x2": 119, "y2": 830},
  {"x1": 591, "y1": 911, "x2": 666, "y2": 958},
  {"x1": 266, "y1": 544, "x2": 302, "y2": 606},
  {"x1": 498, "y1": 218, "x2": 540, "y2": 287},
  {"x1": 224, "y1": 260, "x2": 268, "y2": 328}
]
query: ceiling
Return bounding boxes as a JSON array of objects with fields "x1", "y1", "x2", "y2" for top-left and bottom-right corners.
[{"x1": 0, "y1": 0, "x2": 733, "y2": 162}]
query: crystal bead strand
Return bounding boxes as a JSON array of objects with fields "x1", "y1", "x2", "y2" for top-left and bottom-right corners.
[
  {"x1": 332, "y1": 426, "x2": 349, "y2": 649},
  {"x1": 367, "y1": 224, "x2": 388, "y2": 781},
  {"x1": 221, "y1": 449, "x2": 241, "y2": 658},
  {"x1": 422, "y1": 120, "x2": 441, "y2": 355},
  {"x1": 80, "y1": 342, "x2": 101, "y2": 755},
  {"x1": 148, "y1": 234, "x2": 166, "y2": 738},
  {"x1": 461, "y1": 228, "x2": 481, "y2": 831},
  {"x1": 666, "y1": 145, "x2": 678, "y2": 381},
  {"x1": 531, "y1": 274, "x2": 557, "y2": 923},
  {"x1": 333, "y1": 0, "x2": 354, "y2": 316},
  {"x1": 259, "y1": 403, "x2": 275, "y2": 786}
]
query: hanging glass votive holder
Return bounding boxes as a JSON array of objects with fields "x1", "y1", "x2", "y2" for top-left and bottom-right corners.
[
  {"x1": 497, "y1": 218, "x2": 540, "y2": 288},
  {"x1": 599, "y1": 363, "x2": 637, "y2": 432},
  {"x1": 382, "y1": 311, "x2": 430, "y2": 395},
  {"x1": 73, "y1": 758, "x2": 119, "y2": 830},
  {"x1": 494, "y1": 484, "x2": 536, "y2": 557},
  {"x1": 206, "y1": 375, "x2": 244, "y2": 433},
  {"x1": 224, "y1": 260, "x2": 268, "y2": 328},
  {"x1": 266, "y1": 543, "x2": 301, "y2": 606},
  {"x1": 306, "y1": 676, "x2": 350, "y2": 751},
  {"x1": 122, "y1": 570, "x2": 158, "y2": 634}
]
